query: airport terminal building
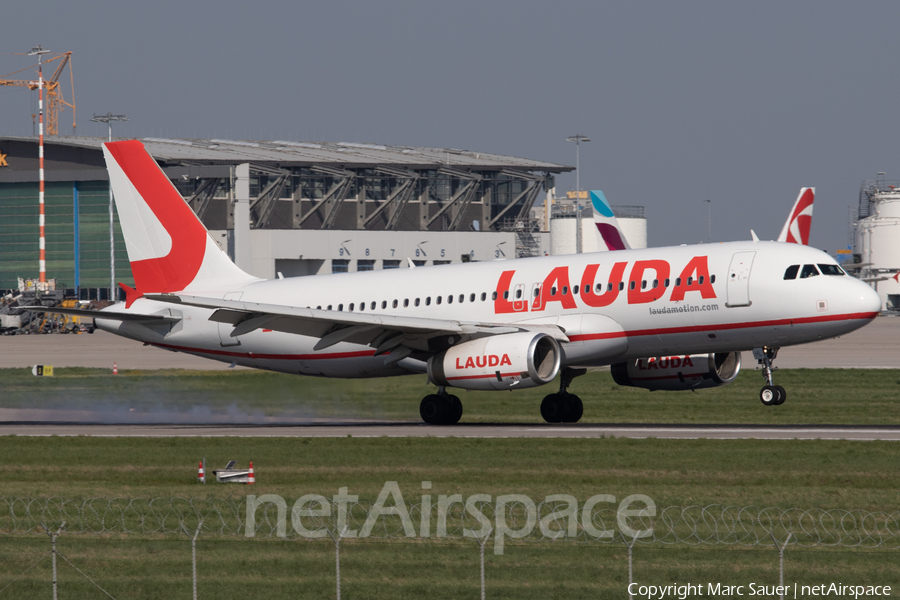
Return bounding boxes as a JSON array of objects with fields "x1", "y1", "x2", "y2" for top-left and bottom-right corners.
[{"x1": 0, "y1": 136, "x2": 572, "y2": 298}]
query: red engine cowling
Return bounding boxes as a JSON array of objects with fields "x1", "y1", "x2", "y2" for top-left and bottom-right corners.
[
  {"x1": 611, "y1": 352, "x2": 741, "y2": 391},
  {"x1": 427, "y1": 332, "x2": 561, "y2": 391}
]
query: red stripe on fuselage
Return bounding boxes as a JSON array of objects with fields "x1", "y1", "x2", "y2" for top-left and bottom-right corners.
[{"x1": 567, "y1": 311, "x2": 877, "y2": 342}]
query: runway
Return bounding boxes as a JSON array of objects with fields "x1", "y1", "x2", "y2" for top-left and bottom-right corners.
[{"x1": 1, "y1": 421, "x2": 899, "y2": 440}]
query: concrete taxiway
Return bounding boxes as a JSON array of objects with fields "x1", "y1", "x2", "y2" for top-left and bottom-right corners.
[{"x1": 2, "y1": 315, "x2": 900, "y2": 370}]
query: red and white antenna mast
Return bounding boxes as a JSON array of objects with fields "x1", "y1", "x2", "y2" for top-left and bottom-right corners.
[{"x1": 28, "y1": 45, "x2": 51, "y2": 283}]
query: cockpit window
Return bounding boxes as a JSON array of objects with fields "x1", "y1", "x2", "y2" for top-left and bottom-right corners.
[
  {"x1": 800, "y1": 264, "x2": 820, "y2": 278},
  {"x1": 818, "y1": 264, "x2": 845, "y2": 276},
  {"x1": 784, "y1": 265, "x2": 799, "y2": 280}
]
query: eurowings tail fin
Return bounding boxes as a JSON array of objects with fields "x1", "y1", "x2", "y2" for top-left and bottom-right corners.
[
  {"x1": 590, "y1": 190, "x2": 631, "y2": 251},
  {"x1": 777, "y1": 187, "x2": 815, "y2": 244},
  {"x1": 102, "y1": 140, "x2": 258, "y2": 304}
]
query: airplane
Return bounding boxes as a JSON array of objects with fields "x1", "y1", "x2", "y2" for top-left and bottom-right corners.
[{"x1": 26, "y1": 141, "x2": 880, "y2": 425}]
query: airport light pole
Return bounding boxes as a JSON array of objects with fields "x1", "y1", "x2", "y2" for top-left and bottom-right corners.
[
  {"x1": 91, "y1": 112, "x2": 128, "y2": 301},
  {"x1": 566, "y1": 134, "x2": 590, "y2": 253},
  {"x1": 28, "y1": 45, "x2": 51, "y2": 283}
]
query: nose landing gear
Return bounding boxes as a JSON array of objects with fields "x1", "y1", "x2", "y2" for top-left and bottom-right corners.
[
  {"x1": 420, "y1": 387, "x2": 463, "y2": 425},
  {"x1": 754, "y1": 347, "x2": 786, "y2": 406},
  {"x1": 540, "y1": 367, "x2": 586, "y2": 423}
]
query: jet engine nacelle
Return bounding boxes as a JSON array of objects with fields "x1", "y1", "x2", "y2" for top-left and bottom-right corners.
[
  {"x1": 427, "y1": 332, "x2": 561, "y2": 391},
  {"x1": 611, "y1": 351, "x2": 742, "y2": 391}
]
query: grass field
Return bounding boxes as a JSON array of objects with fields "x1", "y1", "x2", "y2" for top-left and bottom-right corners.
[
  {"x1": 2, "y1": 367, "x2": 899, "y2": 596},
  {"x1": 2, "y1": 366, "x2": 900, "y2": 424}
]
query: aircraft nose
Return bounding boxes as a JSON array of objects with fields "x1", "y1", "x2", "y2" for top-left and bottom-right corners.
[{"x1": 856, "y1": 280, "x2": 882, "y2": 314}]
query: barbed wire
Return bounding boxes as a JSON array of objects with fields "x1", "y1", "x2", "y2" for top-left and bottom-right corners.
[{"x1": 1, "y1": 497, "x2": 898, "y2": 548}]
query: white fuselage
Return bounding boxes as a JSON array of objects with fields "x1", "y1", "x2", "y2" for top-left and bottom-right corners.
[{"x1": 97, "y1": 240, "x2": 881, "y2": 379}]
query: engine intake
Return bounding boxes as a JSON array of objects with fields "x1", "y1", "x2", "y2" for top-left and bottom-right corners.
[
  {"x1": 611, "y1": 351, "x2": 741, "y2": 391},
  {"x1": 428, "y1": 332, "x2": 561, "y2": 391}
]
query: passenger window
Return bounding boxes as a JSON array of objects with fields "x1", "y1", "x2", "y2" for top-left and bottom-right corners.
[
  {"x1": 371, "y1": 301, "x2": 376, "y2": 310},
  {"x1": 470, "y1": 293, "x2": 476, "y2": 302},
  {"x1": 492, "y1": 292, "x2": 497, "y2": 300},
  {"x1": 316, "y1": 305, "x2": 322, "y2": 310},
  {"x1": 687, "y1": 277, "x2": 693, "y2": 285},
  {"x1": 503, "y1": 291, "x2": 509, "y2": 299},
  {"x1": 349, "y1": 303, "x2": 354, "y2": 311},
  {"x1": 562, "y1": 286, "x2": 568, "y2": 295},
  {"x1": 800, "y1": 264, "x2": 820, "y2": 279},
  {"x1": 664, "y1": 278, "x2": 670, "y2": 287},
  {"x1": 641, "y1": 280, "x2": 647, "y2": 290},
  {"x1": 414, "y1": 298, "x2": 420, "y2": 307},
  {"x1": 515, "y1": 289, "x2": 522, "y2": 299},
  {"x1": 711, "y1": 274, "x2": 716, "y2": 284},
  {"x1": 784, "y1": 265, "x2": 799, "y2": 280},
  {"x1": 629, "y1": 281, "x2": 636, "y2": 290},
  {"x1": 676, "y1": 278, "x2": 682, "y2": 287},
  {"x1": 551, "y1": 287, "x2": 557, "y2": 296},
  {"x1": 699, "y1": 276, "x2": 704, "y2": 285},
  {"x1": 381, "y1": 301, "x2": 387, "y2": 309},
  {"x1": 426, "y1": 297, "x2": 431, "y2": 306},
  {"x1": 404, "y1": 299, "x2": 409, "y2": 307},
  {"x1": 437, "y1": 296, "x2": 442, "y2": 305},
  {"x1": 573, "y1": 285, "x2": 578, "y2": 295},
  {"x1": 459, "y1": 294, "x2": 464, "y2": 303},
  {"x1": 327, "y1": 305, "x2": 332, "y2": 310},
  {"x1": 653, "y1": 279, "x2": 659, "y2": 289},
  {"x1": 818, "y1": 264, "x2": 845, "y2": 276},
  {"x1": 448, "y1": 295, "x2": 454, "y2": 304},
  {"x1": 534, "y1": 288, "x2": 540, "y2": 297},
  {"x1": 338, "y1": 304, "x2": 343, "y2": 311},
  {"x1": 619, "y1": 282, "x2": 625, "y2": 291},
  {"x1": 481, "y1": 292, "x2": 487, "y2": 301},
  {"x1": 593, "y1": 284, "x2": 600, "y2": 293},
  {"x1": 607, "y1": 283, "x2": 613, "y2": 292},
  {"x1": 392, "y1": 300, "x2": 398, "y2": 308}
]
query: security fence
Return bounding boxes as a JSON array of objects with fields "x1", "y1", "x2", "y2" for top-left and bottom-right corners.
[{"x1": 1, "y1": 497, "x2": 899, "y2": 599}]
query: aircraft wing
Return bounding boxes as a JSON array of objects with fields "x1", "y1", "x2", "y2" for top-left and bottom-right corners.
[
  {"x1": 145, "y1": 294, "x2": 569, "y2": 359},
  {"x1": 18, "y1": 306, "x2": 181, "y2": 324}
]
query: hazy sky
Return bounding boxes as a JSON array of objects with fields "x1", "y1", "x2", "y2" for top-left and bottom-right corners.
[{"x1": 3, "y1": 1, "x2": 898, "y2": 249}]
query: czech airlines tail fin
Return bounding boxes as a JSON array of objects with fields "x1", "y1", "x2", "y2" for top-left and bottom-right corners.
[
  {"x1": 590, "y1": 190, "x2": 631, "y2": 251},
  {"x1": 102, "y1": 140, "x2": 258, "y2": 304},
  {"x1": 777, "y1": 187, "x2": 814, "y2": 245}
]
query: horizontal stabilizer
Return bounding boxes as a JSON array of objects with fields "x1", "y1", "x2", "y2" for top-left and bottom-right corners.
[{"x1": 18, "y1": 306, "x2": 181, "y2": 323}]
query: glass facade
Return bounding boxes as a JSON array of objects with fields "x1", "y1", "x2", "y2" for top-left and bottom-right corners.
[{"x1": 0, "y1": 181, "x2": 133, "y2": 291}]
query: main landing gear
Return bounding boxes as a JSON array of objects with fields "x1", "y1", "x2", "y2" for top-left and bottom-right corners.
[
  {"x1": 754, "y1": 347, "x2": 786, "y2": 406},
  {"x1": 540, "y1": 367, "x2": 586, "y2": 423},
  {"x1": 420, "y1": 387, "x2": 463, "y2": 425}
]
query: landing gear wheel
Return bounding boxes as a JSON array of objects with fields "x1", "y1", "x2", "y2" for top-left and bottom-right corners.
[
  {"x1": 420, "y1": 394, "x2": 448, "y2": 424},
  {"x1": 759, "y1": 385, "x2": 780, "y2": 406},
  {"x1": 540, "y1": 394, "x2": 565, "y2": 423},
  {"x1": 773, "y1": 385, "x2": 786, "y2": 406},
  {"x1": 447, "y1": 395, "x2": 463, "y2": 424},
  {"x1": 566, "y1": 395, "x2": 583, "y2": 423}
]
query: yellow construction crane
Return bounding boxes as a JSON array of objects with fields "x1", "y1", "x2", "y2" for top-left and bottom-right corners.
[{"x1": 0, "y1": 51, "x2": 76, "y2": 135}]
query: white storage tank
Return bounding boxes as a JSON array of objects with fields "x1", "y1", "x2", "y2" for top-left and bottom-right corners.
[{"x1": 852, "y1": 181, "x2": 900, "y2": 311}]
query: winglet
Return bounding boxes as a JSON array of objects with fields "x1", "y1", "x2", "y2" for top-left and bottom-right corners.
[
  {"x1": 750, "y1": 230, "x2": 760, "y2": 242},
  {"x1": 777, "y1": 188, "x2": 815, "y2": 244}
]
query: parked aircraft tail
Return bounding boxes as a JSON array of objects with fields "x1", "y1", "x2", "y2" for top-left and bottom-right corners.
[
  {"x1": 777, "y1": 187, "x2": 814, "y2": 245},
  {"x1": 102, "y1": 140, "x2": 257, "y2": 304},
  {"x1": 590, "y1": 190, "x2": 631, "y2": 251}
]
